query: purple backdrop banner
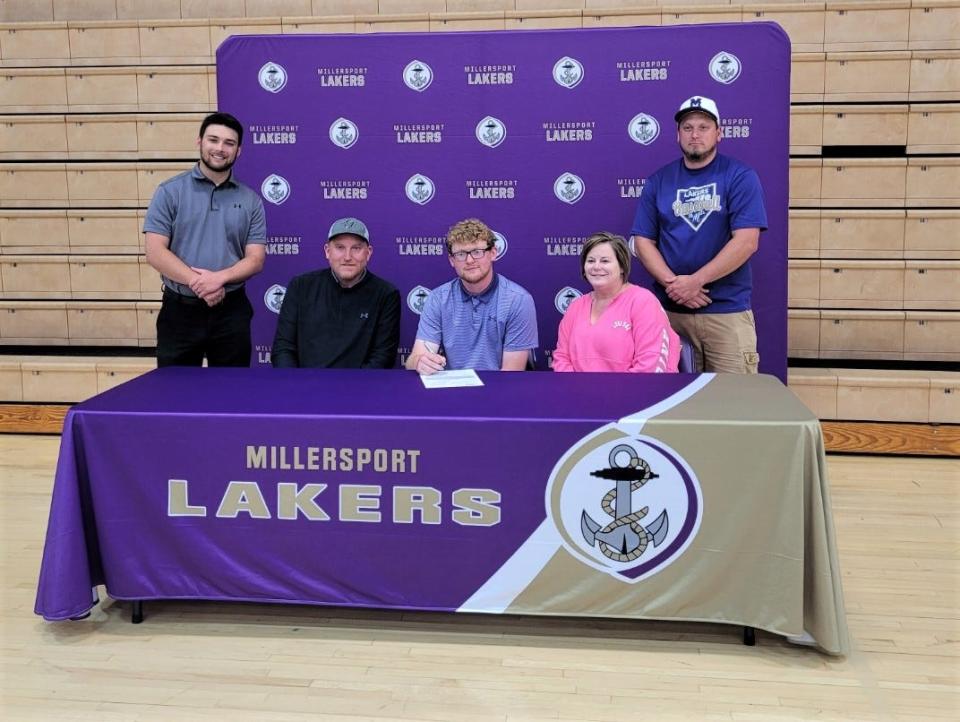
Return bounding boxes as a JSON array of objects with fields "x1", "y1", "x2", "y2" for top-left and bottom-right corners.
[{"x1": 216, "y1": 24, "x2": 790, "y2": 378}]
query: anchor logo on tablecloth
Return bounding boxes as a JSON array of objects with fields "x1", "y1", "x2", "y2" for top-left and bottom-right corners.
[
  {"x1": 581, "y1": 444, "x2": 669, "y2": 562},
  {"x1": 546, "y1": 432, "x2": 702, "y2": 583}
]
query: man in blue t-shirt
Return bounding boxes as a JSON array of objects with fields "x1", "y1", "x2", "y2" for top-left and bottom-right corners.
[{"x1": 630, "y1": 96, "x2": 767, "y2": 373}]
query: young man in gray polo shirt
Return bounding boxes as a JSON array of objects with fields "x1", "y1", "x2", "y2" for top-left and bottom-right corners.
[
  {"x1": 406, "y1": 218, "x2": 538, "y2": 375},
  {"x1": 144, "y1": 112, "x2": 267, "y2": 367}
]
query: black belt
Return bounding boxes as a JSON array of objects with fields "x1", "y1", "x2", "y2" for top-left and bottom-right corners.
[{"x1": 162, "y1": 287, "x2": 243, "y2": 307}]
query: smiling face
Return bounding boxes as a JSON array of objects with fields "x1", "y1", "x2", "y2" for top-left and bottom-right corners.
[
  {"x1": 677, "y1": 111, "x2": 721, "y2": 167},
  {"x1": 325, "y1": 234, "x2": 372, "y2": 287},
  {"x1": 197, "y1": 123, "x2": 241, "y2": 175},
  {"x1": 583, "y1": 242, "x2": 626, "y2": 295}
]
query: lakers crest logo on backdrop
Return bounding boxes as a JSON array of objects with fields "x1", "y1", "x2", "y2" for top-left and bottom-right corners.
[
  {"x1": 492, "y1": 230, "x2": 508, "y2": 260},
  {"x1": 553, "y1": 173, "x2": 585, "y2": 204},
  {"x1": 555, "y1": 286, "x2": 582, "y2": 314},
  {"x1": 553, "y1": 57, "x2": 584, "y2": 89},
  {"x1": 709, "y1": 51, "x2": 741, "y2": 85},
  {"x1": 546, "y1": 432, "x2": 702, "y2": 582},
  {"x1": 628, "y1": 113, "x2": 660, "y2": 146},
  {"x1": 407, "y1": 285, "x2": 431, "y2": 315},
  {"x1": 258, "y1": 62, "x2": 287, "y2": 93},
  {"x1": 476, "y1": 116, "x2": 506, "y2": 148},
  {"x1": 403, "y1": 60, "x2": 433, "y2": 92},
  {"x1": 329, "y1": 118, "x2": 358, "y2": 149},
  {"x1": 264, "y1": 284, "x2": 286, "y2": 314},
  {"x1": 261, "y1": 174, "x2": 291, "y2": 205},
  {"x1": 405, "y1": 174, "x2": 435, "y2": 205}
]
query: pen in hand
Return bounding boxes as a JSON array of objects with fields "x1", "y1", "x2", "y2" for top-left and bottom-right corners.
[{"x1": 419, "y1": 341, "x2": 447, "y2": 375}]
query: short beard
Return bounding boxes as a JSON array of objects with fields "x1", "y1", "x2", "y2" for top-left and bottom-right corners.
[
  {"x1": 683, "y1": 149, "x2": 705, "y2": 163},
  {"x1": 201, "y1": 155, "x2": 235, "y2": 174}
]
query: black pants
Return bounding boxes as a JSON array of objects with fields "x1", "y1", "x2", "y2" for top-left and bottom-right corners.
[{"x1": 156, "y1": 288, "x2": 254, "y2": 368}]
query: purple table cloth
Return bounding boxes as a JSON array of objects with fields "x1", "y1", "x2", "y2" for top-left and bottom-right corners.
[{"x1": 36, "y1": 370, "x2": 848, "y2": 655}]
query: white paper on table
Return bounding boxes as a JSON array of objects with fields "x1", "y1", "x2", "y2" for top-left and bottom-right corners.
[{"x1": 420, "y1": 369, "x2": 484, "y2": 389}]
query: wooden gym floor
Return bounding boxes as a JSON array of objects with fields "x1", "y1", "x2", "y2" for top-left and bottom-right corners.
[{"x1": 1, "y1": 435, "x2": 957, "y2": 721}]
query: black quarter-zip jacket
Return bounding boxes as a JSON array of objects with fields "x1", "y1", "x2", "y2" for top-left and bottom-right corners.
[{"x1": 271, "y1": 268, "x2": 401, "y2": 368}]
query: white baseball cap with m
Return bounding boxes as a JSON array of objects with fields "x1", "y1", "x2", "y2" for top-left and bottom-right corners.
[{"x1": 675, "y1": 96, "x2": 720, "y2": 125}]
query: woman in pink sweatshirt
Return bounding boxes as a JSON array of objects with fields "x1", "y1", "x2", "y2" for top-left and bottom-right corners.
[{"x1": 553, "y1": 232, "x2": 680, "y2": 373}]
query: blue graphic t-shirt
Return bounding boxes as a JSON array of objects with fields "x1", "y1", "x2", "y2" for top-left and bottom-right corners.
[{"x1": 630, "y1": 153, "x2": 767, "y2": 314}]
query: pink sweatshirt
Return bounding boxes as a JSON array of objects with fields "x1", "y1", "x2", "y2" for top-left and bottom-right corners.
[{"x1": 553, "y1": 284, "x2": 680, "y2": 373}]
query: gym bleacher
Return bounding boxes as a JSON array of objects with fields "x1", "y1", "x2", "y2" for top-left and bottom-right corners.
[{"x1": 0, "y1": 0, "x2": 957, "y2": 452}]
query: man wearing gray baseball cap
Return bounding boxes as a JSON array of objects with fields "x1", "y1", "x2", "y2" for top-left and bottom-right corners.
[
  {"x1": 630, "y1": 95, "x2": 768, "y2": 373},
  {"x1": 271, "y1": 217, "x2": 401, "y2": 368}
]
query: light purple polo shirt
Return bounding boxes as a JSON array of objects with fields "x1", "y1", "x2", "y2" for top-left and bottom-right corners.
[{"x1": 415, "y1": 273, "x2": 539, "y2": 370}]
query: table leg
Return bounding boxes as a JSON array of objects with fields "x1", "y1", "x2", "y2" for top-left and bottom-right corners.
[
  {"x1": 743, "y1": 626, "x2": 756, "y2": 646},
  {"x1": 70, "y1": 588, "x2": 100, "y2": 620},
  {"x1": 132, "y1": 601, "x2": 143, "y2": 624}
]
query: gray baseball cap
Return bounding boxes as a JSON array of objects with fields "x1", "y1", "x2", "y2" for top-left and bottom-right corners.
[{"x1": 327, "y1": 217, "x2": 369, "y2": 243}]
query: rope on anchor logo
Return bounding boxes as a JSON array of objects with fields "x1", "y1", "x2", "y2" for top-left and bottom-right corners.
[
  {"x1": 596, "y1": 486, "x2": 650, "y2": 561},
  {"x1": 594, "y1": 446, "x2": 655, "y2": 562}
]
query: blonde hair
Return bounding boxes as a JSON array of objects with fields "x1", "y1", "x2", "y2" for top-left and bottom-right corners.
[{"x1": 446, "y1": 218, "x2": 494, "y2": 254}]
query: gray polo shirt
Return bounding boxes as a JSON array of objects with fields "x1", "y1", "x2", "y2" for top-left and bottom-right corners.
[{"x1": 143, "y1": 164, "x2": 266, "y2": 296}]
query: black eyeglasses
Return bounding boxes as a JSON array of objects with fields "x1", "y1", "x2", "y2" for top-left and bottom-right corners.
[{"x1": 450, "y1": 247, "x2": 492, "y2": 262}]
